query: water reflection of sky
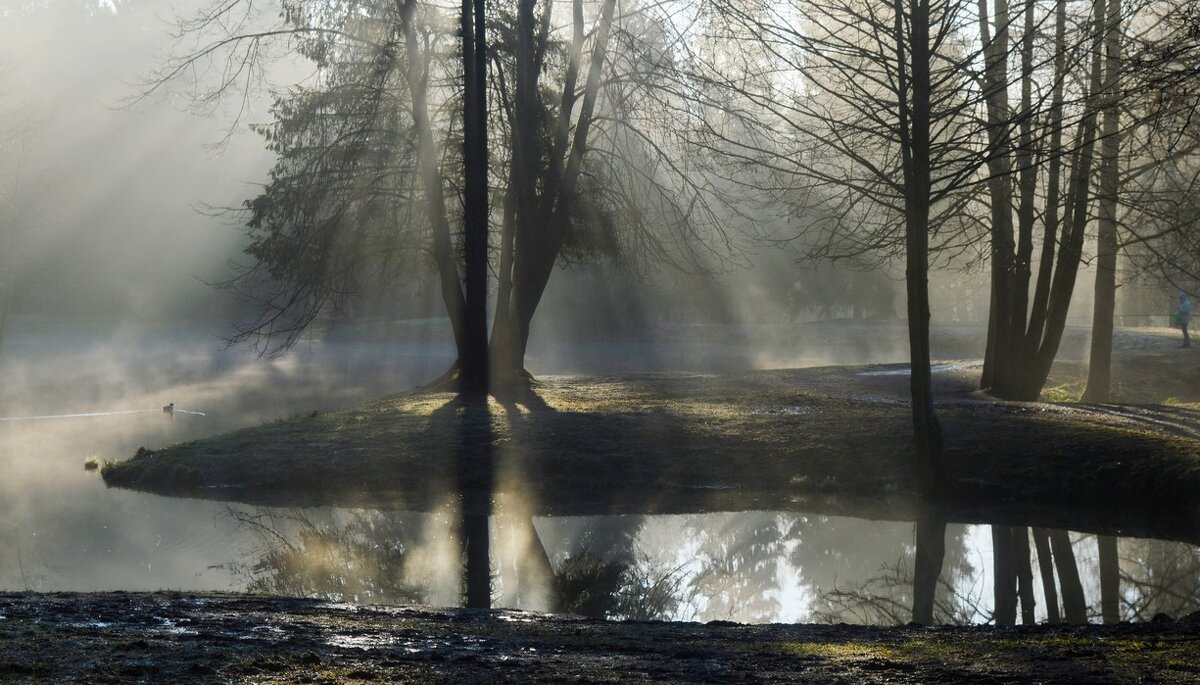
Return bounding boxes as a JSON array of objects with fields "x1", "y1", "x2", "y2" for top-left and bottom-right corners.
[{"x1": 1, "y1": 321, "x2": 1196, "y2": 624}]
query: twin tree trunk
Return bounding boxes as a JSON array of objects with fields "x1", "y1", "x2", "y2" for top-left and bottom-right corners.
[
  {"x1": 415, "y1": 0, "x2": 615, "y2": 607},
  {"x1": 981, "y1": 0, "x2": 1113, "y2": 401},
  {"x1": 490, "y1": 0, "x2": 618, "y2": 382},
  {"x1": 411, "y1": 0, "x2": 620, "y2": 389}
]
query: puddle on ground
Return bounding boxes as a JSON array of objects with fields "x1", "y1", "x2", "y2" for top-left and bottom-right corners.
[
  {"x1": 857, "y1": 361, "x2": 984, "y2": 377},
  {"x1": 326, "y1": 633, "x2": 402, "y2": 651},
  {"x1": 207, "y1": 508, "x2": 1200, "y2": 625},
  {"x1": 749, "y1": 405, "x2": 819, "y2": 416}
]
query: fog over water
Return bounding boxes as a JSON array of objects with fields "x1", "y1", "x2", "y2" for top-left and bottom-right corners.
[
  {"x1": 0, "y1": 1, "x2": 1196, "y2": 626},
  {"x1": 0, "y1": 318, "x2": 1194, "y2": 624}
]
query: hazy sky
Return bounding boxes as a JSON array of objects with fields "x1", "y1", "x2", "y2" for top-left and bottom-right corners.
[{"x1": 0, "y1": 1, "x2": 276, "y2": 321}]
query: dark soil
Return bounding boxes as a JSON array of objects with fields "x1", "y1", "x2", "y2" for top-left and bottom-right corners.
[{"x1": 2, "y1": 591, "x2": 1199, "y2": 684}]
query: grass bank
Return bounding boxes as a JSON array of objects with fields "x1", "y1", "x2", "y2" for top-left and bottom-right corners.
[{"x1": 100, "y1": 364, "x2": 1200, "y2": 543}]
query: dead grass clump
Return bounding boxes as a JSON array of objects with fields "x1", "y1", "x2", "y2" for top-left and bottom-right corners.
[{"x1": 83, "y1": 456, "x2": 111, "y2": 472}]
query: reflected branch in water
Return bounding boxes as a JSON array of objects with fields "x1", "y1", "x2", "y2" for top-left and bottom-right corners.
[
  {"x1": 816, "y1": 555, "x2": 984, "y2": 626},
  {"x1": 555, "y1": 546, "x2": 688, "y2": 621},
  {"x1": 225, "y1": 508, "x2": 425, "y2": 604},
  {"x1": 1098, "y1": 535, "x2": 1120, "y2": 624},
  {"x1": 544, "y1": 515, "x2": 666, "y2": 620},
  {"x1": 685, "y1": 512, "x2": 785, "y2": 623},
  {"x1": 1119, "y1": 538, "x2": 1200, "y2": 621},
  {"x1": 804, "y1": 517, "x2": 981, "y2": 626}
]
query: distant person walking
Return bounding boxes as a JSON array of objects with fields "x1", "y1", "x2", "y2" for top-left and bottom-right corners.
[{"x1": 1175, "y1": 293, "x2": 1192, "y2": 348}]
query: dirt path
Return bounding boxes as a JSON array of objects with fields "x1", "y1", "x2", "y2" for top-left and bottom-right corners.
[{"x1": 2, "y1": 592, "x2": 1199, "y2": 683}]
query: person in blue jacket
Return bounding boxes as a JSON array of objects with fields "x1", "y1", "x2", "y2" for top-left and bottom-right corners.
[{"x1": 1176, "y1": 293, "x2": 1192, "y2": 348}]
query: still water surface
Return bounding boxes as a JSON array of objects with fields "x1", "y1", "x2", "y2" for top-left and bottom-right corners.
[{"x1": 1, "y1": 320, "x2": 1196, "y2": 624}]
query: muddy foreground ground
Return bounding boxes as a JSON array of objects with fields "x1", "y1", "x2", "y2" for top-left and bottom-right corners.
[{"x1": 2, "y1": 592, "x2": 1199, "y2": 683}]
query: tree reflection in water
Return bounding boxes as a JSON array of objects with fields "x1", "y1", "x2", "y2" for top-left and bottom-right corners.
[
  {"x1": 222, "y1": 506, "x2": 1200, "y2": 624},
  {"x1": 554, "y1": 548, "x2": 687, "y2": 620},
  {"x1": 1116, "y1": 538, "x2": 1200, "y2": 621},
  {"x1": 455, "y1": 396, "x2": 494, "y2": 609},
  {"x1": 226, "y1": 509, "x2": 427, "y2": 604},
  {"x1": 685, "y1": 512, "x2": 785, "y2": 623},
  {"x1": 796, "y1": 516, "x2": 982, "y2": 625},
  {"x1": 537, "y1": 514, "x2": 701, "y2": 620},
  {"x1": 539, "y1": 513, "x2": 787, "y2": 622}
]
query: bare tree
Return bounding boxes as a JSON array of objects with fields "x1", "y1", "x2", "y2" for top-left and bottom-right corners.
[
  {"x1": 147, "y1": 0, "x2": 727, "y2": 388},
  {"x1": 705, "y1": 0, "x2": 1005, "y2": 503},
  {"x1": 1085, "y1": 0, "x2": 1200, "y2": 397},
  {"x1": 492, "y1": 0, "x2": 621, "y2": 380},
  {"x1": 978, "y1": 0, "x2": 1115, "y2": 400}
]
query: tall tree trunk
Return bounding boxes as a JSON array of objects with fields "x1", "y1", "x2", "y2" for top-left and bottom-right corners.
[
  {"x1": 455, "y1": 0, "x2": 493, "y2": 602},
  {"x1": 912, "y1": 507, "x2": 946, "y2": 625},
  {"x1": 401, "y1": 2, "x2": 469, "y2": 366},
  {"x1": 1098, "y1": 535, "x2": 1120, "y2": 623},
  {"x1": 1082, "y1": 0, "x2": 1123, "y2": 402},
  {"x1": 1032, "y1": 527, "x2": 1061, "y2": 623},
  {"x1": 978, "y1": 0, "x2": 1017, "y2": 395},
  {"x1": 459, "y1": 0, "x2": 490, "y2": 392},
  {"x1": 1050, "y1": 529, "x2": 1088, "y2": 624},
  {"x1": 1009, "y1": 0, "x2": 1037, "y2": 383},
  {"x1": 895, "y1": 0, "x2": 945, "y2": 498},
  {"x1": 1021, "y1": 0, "x2": 1111, "y2": 400},
  {"x1": 1025, "y1": 0, "x2": 1068, "y2": 360}
]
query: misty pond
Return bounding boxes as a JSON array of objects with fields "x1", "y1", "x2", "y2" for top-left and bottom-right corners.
[{"x1": 3, "y1": 320, "x2": 1198, "y2": 626}]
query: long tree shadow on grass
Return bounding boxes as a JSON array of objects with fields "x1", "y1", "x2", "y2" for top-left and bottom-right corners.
[{"x1": 101, "y1": 371, "x2": 1200, "y2": 545}]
